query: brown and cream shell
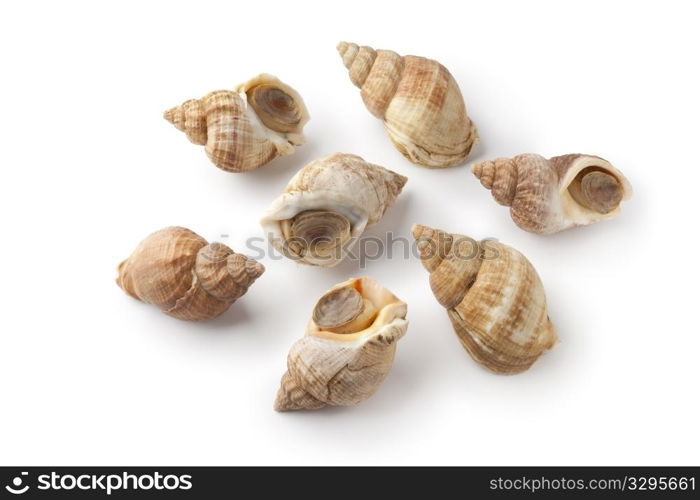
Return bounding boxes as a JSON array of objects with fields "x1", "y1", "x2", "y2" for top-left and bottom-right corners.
[
  {"x1": 164, "y1": 74, "x2": 309, "y2": 173},
  {"x1": 412, "y1": 224, "x2": 556, "y2": 374},
  {"x1": 274, "y1": 277, "x2": 408, "y2": 411},
  {"x1": 260, "y1": 153, "x2": 407, "y2": 267},
  {"x1": 472, "y1": 153, "x2": 632, "y2": 234},
  {"x1": 337, "y1": 42, "x2": 478, "y2": 169},
  {"x1": 116, "y1": 227, "x2": 264, "y2": 321}
]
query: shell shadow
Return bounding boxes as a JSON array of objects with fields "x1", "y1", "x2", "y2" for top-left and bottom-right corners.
[
  {"x1": 115, "y1": 294, "x2": 254, "y2": 335},
  {"x1": 228, "y1": 142, "x2": 323, "y2": 189},
  {"x1": 188, "y1": 302, "x2": 254, "y2": 332},
  {"x1": 271, "y1": 365, "x2": 421, "y2": 419},
  {"x1": 528, "y1": 195, "x2": 643, "y2": 248},
  {"x1": 361, "y1": 191, "x2": 413, "y2": 245},
  {"x1": 449, "y1": 63, "x2": 541, "y2": 165},
  {"x1": 319, "y1": 192, "x2": 413, "y2": 280}
]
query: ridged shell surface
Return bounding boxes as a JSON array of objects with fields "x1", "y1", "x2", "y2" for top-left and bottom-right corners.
[
  {"x1": 164, "y1": 74, "x2": 309, "y2": 173},
  {"x1": 338, "y1": 42, "x2": 477, "y2": 168},
  {"x1": 412, "y1": 224, "x2": 556, "y2": 373},
  {"x1": 472, "y1": 153, "x2": 632, "y2": 234},
  {"x1": 117, "y1": 227, "x2": 264, "y2": 321},
  {"x1": 260, "y1": 153, "x2": 407, "y2": 266},
  {"x1": 275, "y1": 277, "x2": 408, "y2": 411}
]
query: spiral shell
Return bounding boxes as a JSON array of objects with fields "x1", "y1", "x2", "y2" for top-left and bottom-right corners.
[
  {"x1": 274, "y1": 277, "x2": 408, "y2": 411},
  {"x1": 412, "y1": 224, "x2": 556, "y2": 374},
  {"x1": 260, "y1": 153, "x2": 407, "y2": 267},
  {"x1": 164, "y1": 74, "x2": 309, "y2": 173},
  {"x1": 472, "y1": 153, "x2": 632, "y2": 234},
  {"x1": 337, "y1": 42, "x2": 478, "y2": 169},
  {"x1": 116, "y1": 227, "x2": 264, "y2": 321}
]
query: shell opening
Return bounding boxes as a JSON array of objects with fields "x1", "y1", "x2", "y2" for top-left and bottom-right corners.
[
  {"x1": 568, "y1": 167, "x2": 624, "y2": 214},
  {"x1": 283, "y1": 210, "x2": 352, "y2": 262},
  {"x1": 246, "y1": 84, "x2": 303, "y2": 134},
  {"x1": 312, "y1": 284, "x2": 378, "y2": 334}
]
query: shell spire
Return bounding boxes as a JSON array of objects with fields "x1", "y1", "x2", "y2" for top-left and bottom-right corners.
[
  {"x1": 471, "y1": 153, "x2": 633, "y2": 234},
  {"x1": 412, "y1": 224, "x2": 556, "y2": 374},
  {"x1": 117, "y1": 227, "x2": 264, "y2": 321},
  {"x1": 337, "y1": 42, "x2": 478, "y2": 169},
  {"x1": 337, "y1": 42, "x2": 378, "y2": 91},
  {"x1": 471, "y1": 157, "x2": 520, "y2": 206},
  {"x1": 274, "y1": 372, "x2": 326, "y2": 412}
]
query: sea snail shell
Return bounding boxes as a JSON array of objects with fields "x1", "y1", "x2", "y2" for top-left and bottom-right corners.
[
  {"x1": 274, "y1": 277, "x2": 408, "y2": 411},
  {"x1": 116, "y1": 227, "x2": 264, "y2": 321},
  {"x1": 412, "y1": 224, "x2": 556, "y2": 374},
  {"x1": 260, "y1": 153, "x2": 407, "y2": 267},
  {"x1": 164, "y1": 74, "x2": 309, "y2": 173},
  {"x1": 337, "y1": 41, "x2": 478, "y2": 169},
  {"x1": 472, "y1": 153, "x2": 632, "y2": 235}
]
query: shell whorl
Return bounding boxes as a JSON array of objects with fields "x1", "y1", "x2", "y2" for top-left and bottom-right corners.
[
  {"x1": 337, "y1": 41, "x2": 377, "y2": 89},
  {"x1": 274, "y1": 371, "x2": 326, "y2": 412},
  {"x1": 471, "y1": 158, "x2": 520, "y2": 206},
  {"x1": 167, "y1": 244, "x2": 265, "y2": 321},
  {"x1": 472, "y1": 154, "x2": 560, "y2": 234},
  {"x1": 194, "y1": 243, "x2": 265, "y2": 302},
  {"x1": 163, "y1": 92, "x2": 233, "y2": 147},
  {"x1": 412, "y1": 224, "x2": 483, "y2": 310},
  {"x1": 337, "y1": 41, "x2": 404, "y2": 119}
]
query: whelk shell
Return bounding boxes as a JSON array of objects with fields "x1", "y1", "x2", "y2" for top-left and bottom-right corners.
[
  {"x1": 116, "y1": 227, "x2": 264, "y2": 321},
  {"x1": 164, "y1": 74, "x2": 309, "y2": 173},
  {"x1": 260, "y1": 153, "x2": 407, "y2": 267},
  {"x1": 472, "y1": 153, "x2": 632, "y2": 234},
  {"x1": 337, "y1": 41, "x2": 478, "y2": 168},
  {"x1": 274, "y1": 277, "x2": 408, "y2": 411},
  {"x1": 412, "y1": 224, "x2": 557, "y2": 374}
]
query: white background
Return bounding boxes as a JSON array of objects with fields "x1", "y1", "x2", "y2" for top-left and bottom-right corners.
[{"x1": 1, "y1": 0, "x2": 698, "y2": 466}]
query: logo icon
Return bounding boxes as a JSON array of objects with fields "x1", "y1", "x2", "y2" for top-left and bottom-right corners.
[{"x1": 5, "y1": 472, "x2": 29, "y2": 495}]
